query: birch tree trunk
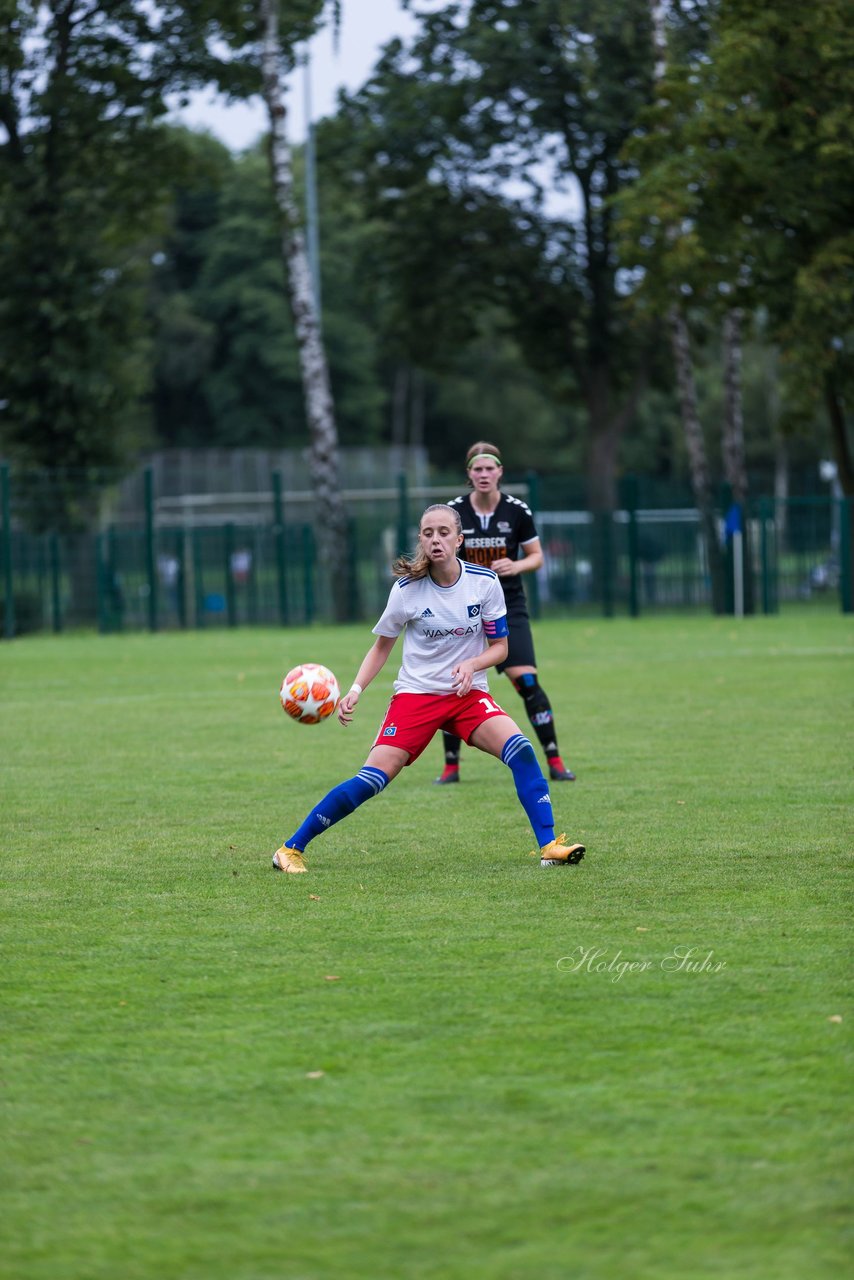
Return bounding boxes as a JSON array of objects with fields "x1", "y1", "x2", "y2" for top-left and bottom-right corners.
[
  {"x1": 668, "y1": 306, "x2": 726, "y2": 612},
  {"x1": 259, "y1": 0, "x2": 353, "y2": 621}
]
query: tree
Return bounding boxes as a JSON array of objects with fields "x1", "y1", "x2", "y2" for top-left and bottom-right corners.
[
  {"x1": 335, "y1": 0, "x2": 675, "y2": 512},
  {"x1": 147, "y1": 129, "x2": 238, "y2": 447},
  {"x1": 641, "y1": 0, "x2": 728, "y2": 610},
  {"x1": 147, "y1": 127, "x2": 389, "y2": 451},
  {"x1": 620, "y1": 0, "x2": 854, "y2": 490},
  {"x1": 251, "y1": 0, "x2": 353, "y2": 617},
  {"x1": 0, "y1": 0, "x2": 258, "y2": 521}
]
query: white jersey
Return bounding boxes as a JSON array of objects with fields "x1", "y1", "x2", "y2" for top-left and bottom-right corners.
[{"x1": 372, "y1": 560, "x2": 508, "y2": 695}]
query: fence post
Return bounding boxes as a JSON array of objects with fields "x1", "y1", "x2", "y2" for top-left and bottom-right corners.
[
  {"x1": 719, "y1": 485, "x2": 734, "y2": 614},
  {"x1": 224, "y1": 521, "x2": 237, "y2": 627},
  {"x1": 347, "y1": 517, "x2": 359, "y2": 620},
  {"x1": 50, "y1": 531, "x2": 62, "y2": 632},
  {"x1": 181, "y1": 527, "x2": 195, "y2": 629},
  {"x1": 96, "y1": 532, "x2": 109, "y2": 634},
  {"x1": 272, "y1": 470, "x2": 288, "y2": 625},
  {"x1": 1, "y1": 462, "x2": 14, "y2": 639},
  {"x1": 593, "y1": 511, "x2": 614, "y2": 618},
  {"x1": 302, "y1": 524, "x2": 315, "y2": 624},
  {"x1": 525, "y1": 470, "x2": 541, "y2": 620},
  {"x1": 759, "y1": 498, "x2": 775, "y2": 615},
  {"x1": 622, "y1": 475, "x2": 640, "y2": 618},
  {"x1": 193, "y1": 528, "x2": 205, "y2": 628},
  {"x1": 840, "y1": 497, "x2": 853, "y2": 614},
  {"x1": 144, "y1": 466, "x2": 158, "y2": 632},
  {"x1": 732, "y1": 506, "x2": 745, "y2": 618}
]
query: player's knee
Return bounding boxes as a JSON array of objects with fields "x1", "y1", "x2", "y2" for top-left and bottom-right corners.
[
  {"x1": 512, "y1": 672, "x2": 541, "y2": 702},
  {"x1": 500, "y1": 732, "x2": 538, "y2": 769},
  {"x1": 513, "y1": 674, "x2": 553, "y2": 724}
]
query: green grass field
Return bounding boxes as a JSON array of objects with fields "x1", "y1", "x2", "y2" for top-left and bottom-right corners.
[{"x1": 2, "y1": 612, "x2": 851, "y2": 1279}]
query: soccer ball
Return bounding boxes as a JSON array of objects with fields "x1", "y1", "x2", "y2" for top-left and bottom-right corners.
[{"x1": 279, "y1": 662, "x2": 340, "y2": 725}]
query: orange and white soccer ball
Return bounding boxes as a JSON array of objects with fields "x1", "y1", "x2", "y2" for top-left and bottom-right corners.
[{"x1": 279, "y1": 662, "x2": 341, "y2": 725}]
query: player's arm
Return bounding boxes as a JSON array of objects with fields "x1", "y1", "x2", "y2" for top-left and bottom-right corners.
[
  {"x1": 338, "y1": 634, "x2": 397, "y2": 724},
  {"x1": 492, "y1": 535, "x2": 543, "y2": 577},
  {"x1": 451, "y1": 615, "x2": 509, "y2": 696}
]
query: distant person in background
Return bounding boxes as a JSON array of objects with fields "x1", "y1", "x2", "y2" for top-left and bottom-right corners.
[
  {"x1": 230, "y1": 548, "x2": 253, "y2": 585},
  {"x1": 157, "y1": 553, "x2": 180, "y2": 614},
  {"x1": 435, "y1": 441, "x2": 577, "y2": 786}
]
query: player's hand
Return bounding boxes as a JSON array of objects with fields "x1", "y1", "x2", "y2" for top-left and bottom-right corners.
[
  {"x1": 338, "y1": 688, "x2": 359, "y2": 725},
  {"x1": 492, "y1": 557, "x2": 517, "y2": 577},
  {"x1": 451, "y1": 660, "x2": 476, "y2": 697}
]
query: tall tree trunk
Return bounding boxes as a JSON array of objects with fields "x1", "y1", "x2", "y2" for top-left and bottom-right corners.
[
  {"x1": 722, "y1": 307, "x2": 753, "y2": 611},
  {"x1": 722, "y1": 309, "x2": 747, "y2": 505},
  {"x1": 668, "y1": 307, "x2": 726, "y2": 612},
  {"x1": 410, "y1": 368, "x2": 425, "y2": 453},
  {"x1": 825, "y1": 372, "x2": 854, "y2": 607},
  {"x1": 586, "y1": 388, "x2": 621, "y2": 616},
  {"x1": 652, "y1": 3, "x2": 726, "y2": 613},
  {"x1": 774, "y1": 430, "x2": 789, "y2": 550},
  {"x1": 585, "y1": 364, "x2": 647, "y2": 513},
  {"x1": 586, "y1": 365, "x2": 646, "y2": 614},
  {"x1": 259, "y1": 0, "x2": 353, "y2": 621},
  {"x1": 826, "y1": 372, "x2": 854, "y2": 495},
  {"x1": 391, "y1": 364, "x2": 409, "y2": 475}
]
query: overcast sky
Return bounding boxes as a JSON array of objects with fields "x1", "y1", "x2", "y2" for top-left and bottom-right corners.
[{"x1": 173, "y1": 0, "x2": 421, "y2": 150}]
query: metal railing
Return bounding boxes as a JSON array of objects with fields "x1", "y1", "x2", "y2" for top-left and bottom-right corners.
[{"x1": 1, "y1": 463, "x2": 850, "y2": 637}]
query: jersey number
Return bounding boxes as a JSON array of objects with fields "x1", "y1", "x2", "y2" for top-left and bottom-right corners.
[{"x1": 478, "y1": 697, "x2": 502, "y2": 715}]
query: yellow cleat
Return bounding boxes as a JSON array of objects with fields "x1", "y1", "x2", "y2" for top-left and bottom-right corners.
[
  {"x1": 534, "y1": 833, "x2": 585, "y2": 867},
  {"x1": 272, "y1": 844, "x2": 308, "y2": 874}
]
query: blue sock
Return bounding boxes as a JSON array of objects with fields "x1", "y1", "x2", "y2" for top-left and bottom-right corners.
[
  {"x1": 287, "y1": 767, "x2": 390, "y2": 851},
  {"x1": 501, "y1": 734, "x2": 554, "y2": 848}
]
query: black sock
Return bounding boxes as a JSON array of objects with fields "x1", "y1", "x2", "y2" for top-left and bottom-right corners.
[
  {"x1": 513, "y1": 675, "x2": 559, "y2": 758},
  {"x1": 442, "y1": 732, "x2": 461, "y2": 767}
]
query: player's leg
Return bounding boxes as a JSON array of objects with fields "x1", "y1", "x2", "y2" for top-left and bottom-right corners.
[
  {"x1": 504, "y1": 665, "x2": 575, "y2": 780},
  {"x1": 273, "y1": 745, "x2": 406, "y2": 872},
  {"x1": 467, "y1": 713, "x2": 584, "y2": 866},
  {"x1": 500, "y1": 604, "x2": 575, "y2": 781},
  {"x1": 434, "y1": 730, "x2": 462, "y2": 784}
]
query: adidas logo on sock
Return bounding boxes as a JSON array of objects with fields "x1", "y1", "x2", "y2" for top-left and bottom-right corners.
[{"x1": 537, "y1": 794, "x2": 552, "y2": 804}]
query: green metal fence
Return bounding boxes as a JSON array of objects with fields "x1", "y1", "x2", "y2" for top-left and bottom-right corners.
[{"x1": 1, "y1": 462, "x2": 851, "y2": 637}]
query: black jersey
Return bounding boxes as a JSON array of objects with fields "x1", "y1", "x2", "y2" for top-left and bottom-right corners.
[{"x1": 447, "y1": 491, "x2": 539, "y2": 607}]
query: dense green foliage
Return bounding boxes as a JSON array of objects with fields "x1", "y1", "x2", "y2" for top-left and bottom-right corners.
[
  {"x1": 0, "y1": 1, "x2": 847, "y2": 499},
  {"x1": 2, "y1": 615, "x2": 851, "y2": 1276},
  {"x1": 619, "y1": 0, "x2": 854, "y2": 486},
  {"x1": 333, "y1": 0, "x2": 667, "y2": 506},
  {"x1": 0, "y1": 1, "x2": 325, "y2": 485},
  {"x1": 147, "y1": 133, "x2": 388, "y2": 449}
]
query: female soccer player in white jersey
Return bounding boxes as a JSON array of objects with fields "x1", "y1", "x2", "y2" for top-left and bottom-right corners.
[{"x1": 272, "y1": 504, "x2": 585, "y2": 874}]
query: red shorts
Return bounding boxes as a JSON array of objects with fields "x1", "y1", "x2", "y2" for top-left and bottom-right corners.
[{"x1": 373, "y1": 690, "x2": 509, "y2": 764}]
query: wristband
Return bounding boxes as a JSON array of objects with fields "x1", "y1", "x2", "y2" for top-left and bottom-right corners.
[{"x1": 349, "y1": 682, "x2": 363, "y2": 697}]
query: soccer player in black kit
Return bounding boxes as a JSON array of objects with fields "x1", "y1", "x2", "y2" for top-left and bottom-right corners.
[{"x1": 435, "y1": 440, "x2": 577, "y2": 785}]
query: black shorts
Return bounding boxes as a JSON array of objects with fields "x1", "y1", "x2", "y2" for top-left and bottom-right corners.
[{"x1": 497, "y1": 596, "x2": 537, "y2": 673}]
